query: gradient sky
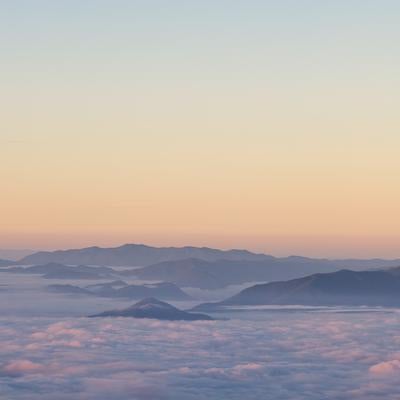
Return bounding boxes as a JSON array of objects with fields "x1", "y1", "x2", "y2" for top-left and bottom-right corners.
[{"x1": 1, "y1": 1, "x2": 399, "y2": 257}]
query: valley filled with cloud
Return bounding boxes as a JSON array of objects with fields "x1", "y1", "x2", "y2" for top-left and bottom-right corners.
[{"x1": 1, "y1": 273, "x2": 399, "y2": 400}]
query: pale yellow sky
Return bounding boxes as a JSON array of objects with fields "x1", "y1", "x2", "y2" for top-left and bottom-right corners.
[{"x1": 1, "y1": 2, "x2": 399, "y2": 257}]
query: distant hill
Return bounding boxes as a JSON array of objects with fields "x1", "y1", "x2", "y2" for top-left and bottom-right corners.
[
  {"x1": 1, "y1": 263, "x2": 117, "y2": 280},
  {"x1": 89, "y1": 297, "x2": 212, "y2": 320},
  {"x1": 48, "y1": 280, "x2": 191, "y2": 301},
  {"x1": 193, "y1": 268, "x2": 400, "y2": 309},
  {"x1": 127, "y1": 257, "x2": 347, "y2": 289},
  {"x1": 19, "y1": 244, "x2": 270, "y2": 266}
]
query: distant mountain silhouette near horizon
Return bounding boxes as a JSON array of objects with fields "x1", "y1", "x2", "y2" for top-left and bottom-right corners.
[
  {"x1": 47, "y1": 280, "x2": 191, "y2": 301},
  {"x1": 127, "y1": 257, "x2": 400, "y2": 290},
  {"x1": 127, "y1": 257, "x2": 342, "y2": 289},
  {"x1": 20, "y1": 243, "x2": 269, "y2": 266},
  {"x1": 7, "y1": 249, "x2": 400, "y2": 292},
  {"x1": 19, "y1": 243, "x2": 400, "y2": 274},
  {"x1": 89, "y1": 298, "x2": 213, "y2": 321},
  {"x1": 193, "y1": 268, "x2": 400, "y2": 310},
  {"x1": 0, "y1": 263, "x2": 117, "y2": 280}
]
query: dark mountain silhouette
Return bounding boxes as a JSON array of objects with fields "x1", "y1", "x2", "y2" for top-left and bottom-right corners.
[
  {"x1": 193, "y1": 268, "x2": 400, "y2": 309},
  {"x1": 89, "y1": 298, "x2": 212, "y2": 320},
  {"x1": 20, "y1": 244, "x2": 270, "y2": 267},
  {"x1": 47, "y1": 281, "x2": 191, "y2": 301}
]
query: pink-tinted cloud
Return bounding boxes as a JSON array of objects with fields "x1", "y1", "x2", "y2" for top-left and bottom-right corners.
[
  {"x1": 369, "y1": 360, "x2": 400, "y2": 376},
  {"x1": 2, "y1": 360, "x2": 43, "y2": 376}
]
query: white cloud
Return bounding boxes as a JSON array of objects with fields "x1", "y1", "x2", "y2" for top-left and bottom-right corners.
[{"x1": 1, "y1": 303, "x2": 400, "y2": 399}]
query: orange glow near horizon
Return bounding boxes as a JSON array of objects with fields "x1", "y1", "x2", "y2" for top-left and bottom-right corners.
[
  {"x1": 1, "y1": 2, "x2": 399, "y2": 257},
  {"x1": 1, "y1": 126, "x2": 400, "y2": 257}
]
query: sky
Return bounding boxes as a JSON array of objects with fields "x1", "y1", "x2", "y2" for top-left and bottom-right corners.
[{"x1": 1, "y1": 1, "x2": 399, "y2": 257}]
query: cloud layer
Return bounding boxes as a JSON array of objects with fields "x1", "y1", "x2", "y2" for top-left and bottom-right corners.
[{"x1": 1, "y1": 308, "x2": 400, "y2": 399}]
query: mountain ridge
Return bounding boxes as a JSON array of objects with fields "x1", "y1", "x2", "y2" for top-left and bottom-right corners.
[
  {"x1": 20, "y1": 243, "x2": 269, "y2": 266},
  {"x1": 48, "y1": 281, "x2": 191, "y2": 301},
  {"x1": 193, "y1": 268, "x2": 400, "y2": 309},
  {"x1": 19, "y1": 243, "x2": 400, "y2": 269}
]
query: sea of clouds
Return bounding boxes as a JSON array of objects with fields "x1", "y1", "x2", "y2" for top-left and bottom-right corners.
[{"x1": 1, "y1": 273, "x2": 400, "y2": 399}]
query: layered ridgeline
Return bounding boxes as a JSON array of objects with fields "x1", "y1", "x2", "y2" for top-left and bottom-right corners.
[
  {"x1": 48, "y1": 281, "x2": 191, "y2": 301},
  {"x1": 19, "y1": 244, "x2": 269, "y2": 266},
  {"x1": 124, "y1": 257, "x2": 400, "y2": 289},
  {"x1": 0, "y1": 258, "x2": 340, "y2": 289},
  {"x1": 19, "y1": 244, "x2": 400, "y2": 270},
  {"x1": 193, "y1": 268, "x2": 400, "y2": 309},
  {"x1": 0, "y1": 263, "x2": 117, "y2": 280},
  {"x1": 125, "y1": 258, "x2": 341, "y2": 289},
  {"x1": 89, "y1": 298, "x2": 212, "y2": 321}
]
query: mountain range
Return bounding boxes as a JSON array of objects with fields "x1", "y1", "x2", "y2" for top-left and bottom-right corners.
[
  {"x1": 48, "y1": 280, "x2": 191, "y2": 301},
  {"x1": 1, "y1": 263, "x2": 117, "y2": 280},
  {"x1": 125, "y1": 257, "x2": 342, "y2": 289},
  {"x1": 19, "y1": 244, "x2": 400, "y2": 271},
  {"x1": 9, "y1": 244, "x2": 400, "y2": 290},
  {"x1": 19, "y1": 244, "x2": 269, "y2": 266},
  {"x1": 124, "y1": 256, "x2": 400, "y2": 289},
  {"x1": 4, "y1": 243, "x2": 400, "y2": 307}
]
